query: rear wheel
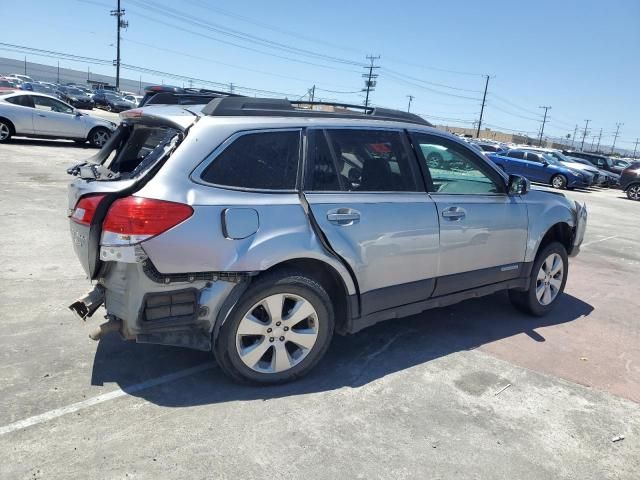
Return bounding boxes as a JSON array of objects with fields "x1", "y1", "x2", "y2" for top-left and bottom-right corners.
[
  {"x1": 88, "y1": 127, "x2": 110, "y2": 148},
  {"x1": 509, "y1": 242, "x2": 568, "y2": 316},
  {"x1": 627, "y1": 184, "x2": 640, "y2": 201},
  {"x1": 0, "y1": 119, "x2": 12, "y2": 143},
  {"x1": 551, "y1": 174, "x2": 567, "y2": 189},
  {"x1": 214, "y1": 270, "x2": 335, "y2": 385}
]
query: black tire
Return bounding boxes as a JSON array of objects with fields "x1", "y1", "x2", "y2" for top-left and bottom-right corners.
[
  {"x1": 106, "y1": 104, "x2": 113, "y2": 112},
  {"x1": 551, "y1": 174, "x2": 567, "y2": 190},
  {"x1": 626, "y1": 183, "x2": 640, "y2": 201},
  {"x1": 214, "y1": 270, "x2": 335, "y2": 385},
  {"x1": 0, "y1": 118, "x2": 13, "y2": 143},
  {"x1": 509, "y1": 242, "x2": 568, "y2": 316},
  {"x1": 88, "y1": 127, "x2": 111, "y2": 148}
]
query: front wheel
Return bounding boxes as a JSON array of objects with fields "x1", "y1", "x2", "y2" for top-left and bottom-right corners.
[
  {"x1": 551, "y1": 174, "x2": 567, "y2": 189},
  {"x1": 214, "y1": 270, "x2": 335, "y2": 385},
  {"x1": 627, "y1": 184, "x2": 640, "y2": 201},
  {"x1": 88, "y1": 127, "x2": 111, "y2": 148},
  {"x1": 509, "y1": 242, "x2": 568, "y2": 316}
]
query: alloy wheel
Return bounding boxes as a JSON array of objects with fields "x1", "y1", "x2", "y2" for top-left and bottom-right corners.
[
  {"x1": 0, "y1": 123, "x2": 9, "y2": 141},
  {"x1": 628, "y1": 184, "x2": 640, "y2": 201},
  {"x1": 552, "y1": 175, "x2": 566, "y2": 189},
  {"x1": 92, "y1": 130, "x2": 109, "y2": 147},
  {"x1": 536, "y1": 253, "x2": 564, "y2": 306},
  {"x1": 235, "y1": 293, "x2": 319, "y2": 374}
]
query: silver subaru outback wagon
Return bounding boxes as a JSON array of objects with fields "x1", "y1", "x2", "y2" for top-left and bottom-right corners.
[{"x1": 67, "y1": 97, "x2": 587, "y2": 384}]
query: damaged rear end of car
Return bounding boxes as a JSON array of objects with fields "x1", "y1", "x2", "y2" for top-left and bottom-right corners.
[{"x1": 67, "y1": 105, "x2": 238, "y2": 350}]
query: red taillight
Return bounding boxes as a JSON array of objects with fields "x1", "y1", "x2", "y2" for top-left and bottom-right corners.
[
  {"x1": 70, "y1": 194, "x2": 106, "y2": 225},
  {"x1": 102, "y1": 197, "x2": 193, "y2": 239}
]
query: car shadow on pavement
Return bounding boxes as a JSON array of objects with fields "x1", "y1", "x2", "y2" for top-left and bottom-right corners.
[
  {"x1": 9, "y1": 138, "x2": 92, "y2": 148},
  {"x1": 90, "y1": 291, "x2": 593, "y2": 406}
]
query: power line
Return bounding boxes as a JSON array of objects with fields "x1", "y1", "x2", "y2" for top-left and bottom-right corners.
[
  {"x1": 382, "y1": 68, "x2": 482, "y2": 93},
  {"x1": 382, "y1": 71, "x2": 482, "y2": 101}
]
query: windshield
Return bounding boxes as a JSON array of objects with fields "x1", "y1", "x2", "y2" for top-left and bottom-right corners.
[
  {"x1": 541, "y1": 153, "x2": 560, "y2": 165},
  {"x1": 67, "y1": 88, "x2": 85, "y2": 95}
]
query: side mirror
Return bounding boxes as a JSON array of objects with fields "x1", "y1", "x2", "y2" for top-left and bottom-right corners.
[
  {"x1": 542, "y1": 160, "x2": 549, "y2": 166},
  {"x1": 508, "y1": 174, "x2": 530, "y2": 195},
  {"x1": 75, "y1": 110, "x2": 82, "y2": 116}
]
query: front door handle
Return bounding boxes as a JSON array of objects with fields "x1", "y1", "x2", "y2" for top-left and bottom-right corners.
[
  {"x1": 442, "y1": 206, "x2": 466, "y2": 220},
  {"x1": 327, "y1": 208, "x2": 360, "y2": 225},
  {"x1": 37, "y1": 114, "x2": 46, "y2": 117}
]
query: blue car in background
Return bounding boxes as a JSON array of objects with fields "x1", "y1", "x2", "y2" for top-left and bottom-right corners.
[{"x1": 488, "y1": 149, "x2": 590, "y2": 189}]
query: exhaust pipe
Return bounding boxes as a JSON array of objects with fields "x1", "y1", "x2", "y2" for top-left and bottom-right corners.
[
  {"x1": 89, "y1": 318, "x2": 122, "y2": 341},
  {"x1": 69, "y1": 285, "x2": 105, "y2": 320}
]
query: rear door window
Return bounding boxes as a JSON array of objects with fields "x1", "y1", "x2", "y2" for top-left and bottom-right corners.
[
  {"x1": 5, "y1": 95, "x2": 34, "y2": 107},
  {"x1": 200, "y1": 130, "x2": 300, "y2": 190},
  {"x1": 312, "y1": 129, "x2": 418, "y2": 192},
  {"x1": 506, "y1": 150, "x2": 525, "y2": 159}
]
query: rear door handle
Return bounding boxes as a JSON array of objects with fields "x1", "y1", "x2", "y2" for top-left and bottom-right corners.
[
  {"x1": 37, "y1": 114, "x2": 46, "y2": 117},
  {"x1": 442, "y1": 207, "x2": 466, "y2": 220},
  {"x1": 327, "y1": 208, "x2": 360, "y2": 225}
]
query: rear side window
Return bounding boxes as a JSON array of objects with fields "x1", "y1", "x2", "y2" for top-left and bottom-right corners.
[
  {"x1": 506, "y1": 150, "x2": 525, "y2": 159},
  {"x1": 308, "y1": 129, "x2": 418, "y2": 192},
  {"x1": 5, "y1": 95, "x2": 33, "y2": 107},
  {"x1": 201, "y1": 130, "x2": 300, "y2": 190}
]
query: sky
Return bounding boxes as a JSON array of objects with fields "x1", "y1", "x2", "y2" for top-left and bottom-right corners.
[{"x1": 1, "y1": 0, "x2": 639, "y2": 152}]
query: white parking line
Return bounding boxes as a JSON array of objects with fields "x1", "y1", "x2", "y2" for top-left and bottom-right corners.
[
  {"x1": 581, "y1": 235, "x2": 619, "y2": 248},
  {"x1": 0, "y1": 362, "x2": 216, "y2": 436}
]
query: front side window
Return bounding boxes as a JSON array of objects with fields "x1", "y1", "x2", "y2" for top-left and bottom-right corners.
[
  {"x1": 33, "y1": 96, "x2": 73, "y2": 114},
  {"x1": 412, "y1": 133, "x2": 503, "y2": 194},
  {"x1": 309, "y1": 129, "x2": 417, "y2": 192},
  {"x1": 201, "y1": 130, "x2": 300, "y2": 190},
  {"x1": 525, "y1": 152, "x2": 544, "y2": 163}
]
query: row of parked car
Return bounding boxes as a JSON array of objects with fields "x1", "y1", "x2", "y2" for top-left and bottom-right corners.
[
  {"x1": 461, "y1": 138, "x2": 640, "y2": 200},
  {"x1": 0, "y1": 73, "x2": 142, "y2": 112}
]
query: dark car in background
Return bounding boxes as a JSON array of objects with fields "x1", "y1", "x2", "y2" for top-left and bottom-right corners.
[
  {"x1": 489, "y1": 149, "x2": 590, "y2": 189},
  {"x1": 19, "y1": 82, "x2": 57, "y2": 96},
  {"x1": 565, "y1": 156, "x2": 620, "y2": 186},
  {"x1": 563, "y1": 151, "x2": 627, "y2": 175},
  {"x1": 620, "y1": 162, "x2": 640, "y2": 200},
  {"x1": 57, "y1": 86, "x2": 95, "y2": 110},
  {"x1": 92, "y1": 91, "x2": 133, "y2": 112}
]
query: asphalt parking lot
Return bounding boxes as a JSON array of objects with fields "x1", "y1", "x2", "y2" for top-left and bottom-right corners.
[{"x1": 1, "y1": 139, "x2": 639, "y2": 479}]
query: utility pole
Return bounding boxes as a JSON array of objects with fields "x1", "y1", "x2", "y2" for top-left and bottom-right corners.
[
  {"x1": 111, "y1": 0, "x2": 128, "y2": 90},
  {"x1": 571, "y1": 124, "x2": 578, "y2": 148},
  {"x1": 310, "y1": 84, "x2": 315, "y2": 102},
  {"x1": 406, "y1": 94, "x2": 414, "y2": 113},
  {"x1": 590, "y1": 136, "x2": 597, "y2": 150},
  {"x1": 476, "y1": 74, "x2": 490, "y2": 138},
  {"x1": 580, "y1": 119, "x2": 590, "y2": 151},
  {"x1": 596, "y1": 128, "x2": 603, "y2": 152},
  {"x1": 611, "y1": 122, "x2": 623, "y2": 154},
  {"x1": 538, "y1": 106, "x2": 551, "y2": 146},
  {"x1": 23, "y1": 56, "x2": 27, "y2": 75},
  {"x1": 57, "y1": 61, "x2": 60, "y2": 83},
  {"x1": 229, "y1": 82, "x2": 234, "y2": 94},
  {"x1": 633, "y1": 138, "x2": 639, "y2": 159},
  {"x1": 362, "y1": 55, "x2": 380, "y2": 108}
]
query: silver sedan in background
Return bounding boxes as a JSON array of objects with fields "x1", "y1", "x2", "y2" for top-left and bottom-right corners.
[{"x1": 0, "y1": 91, "x2": 116, "y2": 147}]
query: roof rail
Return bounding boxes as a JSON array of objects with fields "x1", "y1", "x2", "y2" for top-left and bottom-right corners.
[{"x1": 200, "y1": 97, "x2": 432, "y2": 126}]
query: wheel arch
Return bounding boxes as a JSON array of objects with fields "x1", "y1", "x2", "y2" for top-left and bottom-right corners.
[
  {"x1": 212, "y1": 256, "x2": 356, "y2": 345},
  {"x1": 86, "y1": 125, "x2": 110, "y2": 141},
  {"x1": 532, "y1": 222, "x2": 573, "y2": 260}
]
